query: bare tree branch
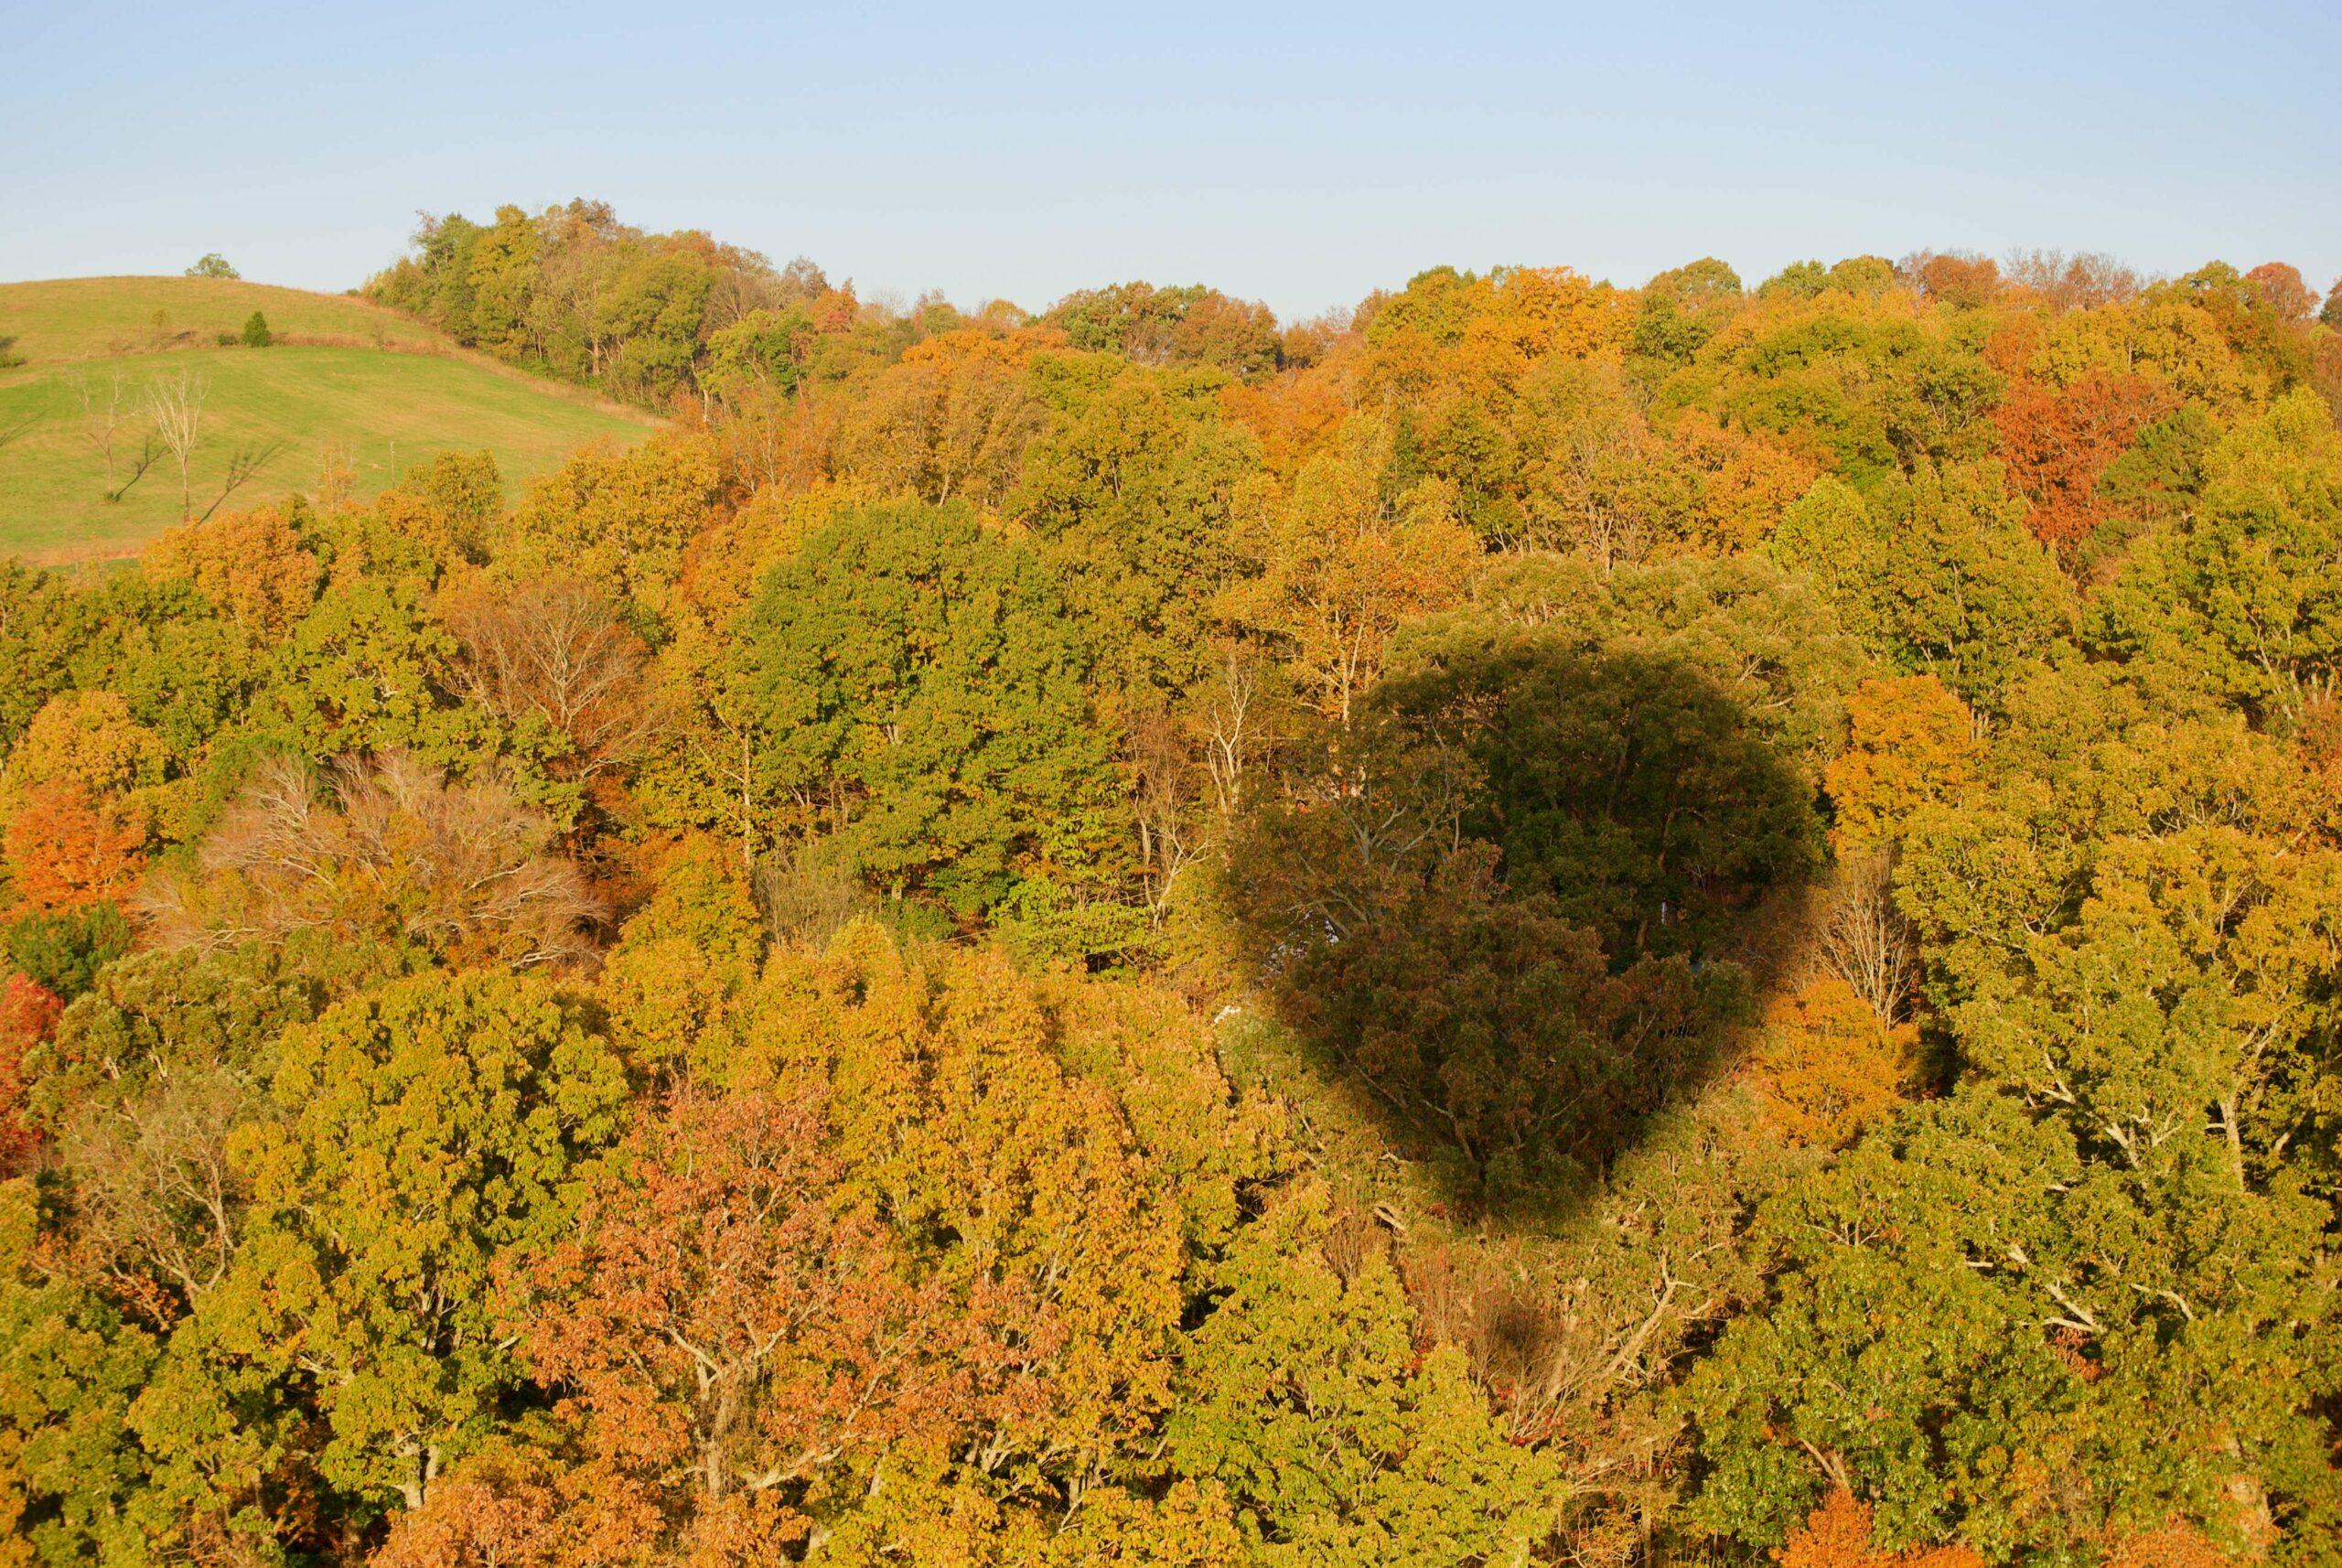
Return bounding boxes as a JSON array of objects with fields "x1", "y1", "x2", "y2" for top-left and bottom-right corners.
[
  {"x1": 442, "y1": 577, "x2": 658, "y2": 785},
  {"x1": 145, "y1": 368, "x2": 206, "y2": 518},
  {"x1": 1816, "y1": 849, "x2": 1916, "y2": 1027},
  {"x1": 142, "y1": 751, "x2": 604, "y2": 970},
  {"x1": 77, "y1": 367, "x2": 129, "y2": 489}
]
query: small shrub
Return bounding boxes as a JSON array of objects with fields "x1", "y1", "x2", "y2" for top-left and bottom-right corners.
[{"x1": 241, "y1": 311, "x2": 274, "y2": 349}]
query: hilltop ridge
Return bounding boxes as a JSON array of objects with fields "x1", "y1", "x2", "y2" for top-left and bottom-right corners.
[{"x1": 0, "y1": 275, "x2": 658, "y2": 564}]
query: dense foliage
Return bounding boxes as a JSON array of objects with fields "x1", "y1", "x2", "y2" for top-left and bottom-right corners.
[{"x1": 5, "y1": 221, "x2": 2342, "y2": 1566}]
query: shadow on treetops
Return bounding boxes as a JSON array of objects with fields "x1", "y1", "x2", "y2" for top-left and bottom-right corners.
[{"x1": 1220, "y1": 638, "x2": 1822, "y2": 1219}]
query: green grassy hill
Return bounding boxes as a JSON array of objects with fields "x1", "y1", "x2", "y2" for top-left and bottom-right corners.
[{"x1": 0, "y1": 276, "x2": 659, "y2": 564}]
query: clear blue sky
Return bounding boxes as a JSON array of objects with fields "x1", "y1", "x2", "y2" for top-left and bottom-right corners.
[{"x1": 4, "y1": 1, "x2": 2336, "y2": 321}]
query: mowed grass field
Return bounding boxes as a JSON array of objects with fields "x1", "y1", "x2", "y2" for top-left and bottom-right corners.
[
  {"x1": 0, "y1": 276, "x2": 659, "y2": 564},
  {"x1": 0, "y1": 275, "x2": 457, "y2": 360}
]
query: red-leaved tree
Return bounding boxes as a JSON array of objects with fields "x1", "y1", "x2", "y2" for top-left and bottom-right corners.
[
  {"x1": 1992, "y1": 371, "x2": 2174, "y2": 566},
  {"x1": 0, "y1": 972, "x2": 63, "y2": 1176}
]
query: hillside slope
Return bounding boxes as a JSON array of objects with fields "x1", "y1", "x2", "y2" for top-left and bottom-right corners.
[{"x1": 0, "y1": 276, "x2": 659, "y2": 564}]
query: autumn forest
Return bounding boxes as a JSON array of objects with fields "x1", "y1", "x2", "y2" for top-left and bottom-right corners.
[{"x1": 5, "y1": 202, "x2": 2342, "y2": 1568}]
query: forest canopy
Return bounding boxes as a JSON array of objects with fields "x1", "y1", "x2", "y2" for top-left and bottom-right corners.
[{"x1": 4, "y1": 210, "x2": 2342, "y2": 1567}]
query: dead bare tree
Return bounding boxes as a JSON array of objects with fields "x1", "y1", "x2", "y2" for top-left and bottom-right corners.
[
  {"x1": 441, "y1": 577, "x2": 658, "y2": 785},
  {"x1": 146, "y1": 368, "x2": 207, "y2": 517},
  {"x1": 752, "y1": 842, "x2": 869, "y2": 950},
  {"x1": 199, "y1": 439, "x2": 287, "y2": 521},
  {"x1": 60, "y1": 1062, "x2": 261, "y2": 1311},
  {"x1": 77, "y1": 367, "x2": 129, "y2": 489},
  {"x1": 682, "y1": 706, "x2": 770, "y2": 869},
  {"x1": 1202, "y1": 646, "x2": 1262, "y2": 818},
  {"x1": 1127, "y1": 707, "x2": 1205, "y2": 920},
  {"x1": 316, "y1": 436, "x2": 357, "y2": 510},
  {"x1": 2003, "y1": 249, "x2": 2143, "y2": 313},
  {"x1": 141, "y1": 751, "x2": 604, "y2": 970},
  {"x1": 1816, "y1": 849, "x2": 1917, "y2": 1027}
]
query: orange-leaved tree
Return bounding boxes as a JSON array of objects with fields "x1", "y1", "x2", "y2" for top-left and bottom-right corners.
[
  {"x1": 2, "y1": 786, "x2": 147, "y2": 917},
  {"x1": 1747, "y1": 977, "x2": 1912, "y2": 1149},
  {"x1": 1780, "y1": 1490, "x2": 2248, "y2": 1568},
  {"x1": 145, "y1": 504, "x2": 322, "y2": 636}
]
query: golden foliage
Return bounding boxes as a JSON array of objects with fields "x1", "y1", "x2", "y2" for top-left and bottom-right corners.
[
  {"x1": 1822, "y1": 675, "x2": 1977, "y2": 851},
  {"x1": 145, "y1": 504, "x2": 322, "y2": 634},
  {"x1": 1747, "y1": 977, "x2": 1913, "y2": 1149},
  {"x1": 0, "y1": 691, "x2": 167, "y2": 808}
]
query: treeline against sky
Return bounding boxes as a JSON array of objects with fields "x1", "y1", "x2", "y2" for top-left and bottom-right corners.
[{"x1": 3, "y1": 208, "x2": 2341, "y2": 1566}]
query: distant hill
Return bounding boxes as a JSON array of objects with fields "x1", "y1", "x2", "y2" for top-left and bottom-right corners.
[{"x1": 0, "y1": 276, "x2": 660, "y2": 564}]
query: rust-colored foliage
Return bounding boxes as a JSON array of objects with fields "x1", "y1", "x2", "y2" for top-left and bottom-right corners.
[
  {"x1": 1775, "y1": 1490, "x2": 1984, "y2": 1568},
  {"x1": 1918, "y1": 254, "x2": 2001, "y2": 310},
  {"x1": 371, "y1": 1448, "x2": 677, "y2": 1568},
  {"x1": 505, "y1": 1083, "x2": 954, "y2": 1552},
  {"x1": 2100, "y1": 1521, "x2": 2243, "y2": 1568},
  {"x1": 1991, "y1": 371, "x2": 2175, "y2": 564},
  {"x1": 371, "y1": 1461, "x2": 558, "y2": 1568},
  {"x1": 2242, "y1": 263, "x2": 2317, "y2": 325}
]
